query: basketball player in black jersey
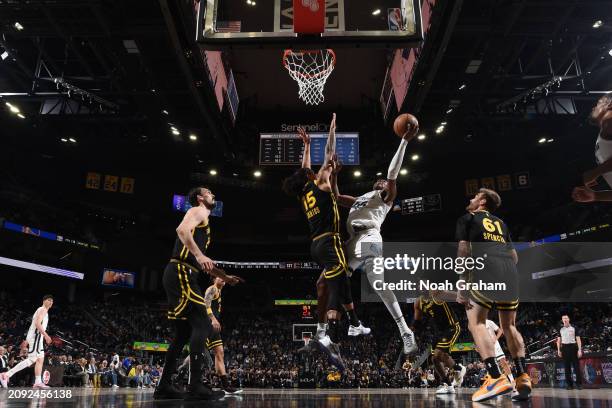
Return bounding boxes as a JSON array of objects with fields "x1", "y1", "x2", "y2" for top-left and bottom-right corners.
[
  {"x1": 455, "y1": 188, "x2": 531, "y2": 402},
  {"x1": 412, "y1": 291, "x2": 465, "y2": 394},
  {"x1": 572, "y1": 92, "x2": 612, "y2": 202},
  {"x1": 282, "y1": 114, "x2": 365, "y2": 370},
  {"x1": 203, "y1": 277, "x2": 242, "y2": 394},
  {"x1": 154, "y1": 186, "x2": 243, "y2": 401}
]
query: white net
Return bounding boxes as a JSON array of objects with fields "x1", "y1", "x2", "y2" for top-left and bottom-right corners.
[{"x1": 283, "y1": 49, "x2": 336, "y2": 106}]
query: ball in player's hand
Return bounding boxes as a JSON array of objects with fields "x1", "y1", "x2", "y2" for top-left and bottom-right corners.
[{"x1": 393, "y1": 113, "x2": 419, "y2": 141}]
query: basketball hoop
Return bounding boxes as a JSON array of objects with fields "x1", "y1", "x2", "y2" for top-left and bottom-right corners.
[
  {"x1": 282, "y1": 49, "x2": 336, "y2": 105},
  {"x1": 302, "y1": 333, "x2": 312, "y2": 348}
]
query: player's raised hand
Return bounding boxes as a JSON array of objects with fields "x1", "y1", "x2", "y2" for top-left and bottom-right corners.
[
  {"x1": 572, "y1": 186, "x2": 596, "y2": 202},
  {"x1": 330, "y1": 113, "x2": 337, "y2": 131},
  {"x1": 402, "y1": 119, "x2": 419, "y2": 142},
  {"x1": 297, "y1": 127, "x2": 310, "y2": 145}
]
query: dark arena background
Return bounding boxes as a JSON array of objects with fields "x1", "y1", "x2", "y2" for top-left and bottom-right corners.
[{"x1": 1, "y1": 0, "x2": 611, "y2": 407}]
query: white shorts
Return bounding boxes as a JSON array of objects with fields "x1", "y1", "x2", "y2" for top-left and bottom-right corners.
[
  {"x1": 27, "y1": 332, "x2": 45, "y2": 360},
  {"x1": 346, "y1": 230, "x2": 383, "y2": 276}
]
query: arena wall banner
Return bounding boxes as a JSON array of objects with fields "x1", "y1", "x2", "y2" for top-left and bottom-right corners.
[
  {"x1": 527, "y1": 356, "x2": 612, "y2": 388},
  {"x1": 133, "y1": 342, "x2": 170, "y2": 352}
]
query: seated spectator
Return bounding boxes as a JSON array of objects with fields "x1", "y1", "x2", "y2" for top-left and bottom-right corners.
[
  {"x1": 86, "y1": 357, "x2": 100, "y2": 388},
  {"x1": 128, "y1": 364, "x2": 143, "y2": 388}
]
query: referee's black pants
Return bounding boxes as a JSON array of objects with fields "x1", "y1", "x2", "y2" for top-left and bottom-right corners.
[{"x1": 561, "y1": 343, "x2": 582, "y2": 386}]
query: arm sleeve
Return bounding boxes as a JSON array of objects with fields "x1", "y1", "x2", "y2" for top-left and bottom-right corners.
[
  {"x1": 387, "y1": 138, "x2": 409, "y2": 180},
  {"x1": 455, "y1": 214, "x2": 471, "y2": 242}
]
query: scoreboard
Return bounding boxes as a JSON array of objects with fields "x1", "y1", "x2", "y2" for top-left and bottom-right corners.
[
  {"x1": 259, "y1": 133, "x2": 359, "y2": 165},
  {"x1": 400, "y1": 194, "x2": 442, "y2": 215}
]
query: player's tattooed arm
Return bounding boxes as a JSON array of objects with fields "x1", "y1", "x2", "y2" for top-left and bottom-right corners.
[{"x1": 204, "y1": 286, "x2": 217, "y2": 313}]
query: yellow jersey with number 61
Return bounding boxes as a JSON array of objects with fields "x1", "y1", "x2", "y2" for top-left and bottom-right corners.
[
  {"x1": 300, "y1": 180, "x2": 340, "y2": 240},
  {"x1": 455, "y1": 210, "x2": 514, "y2": 259}
]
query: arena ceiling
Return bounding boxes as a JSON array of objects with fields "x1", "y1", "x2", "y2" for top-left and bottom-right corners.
[{"x1": 0, "y1": 0, "x2": 610, "y2": 181}]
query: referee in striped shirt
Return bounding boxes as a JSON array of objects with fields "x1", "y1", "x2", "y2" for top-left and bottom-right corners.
[{"x1": 556, "y1": 315, "x2": 583, "y2": 390}]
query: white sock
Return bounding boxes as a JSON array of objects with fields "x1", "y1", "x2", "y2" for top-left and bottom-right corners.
[
  {"x1": 7, "y1": 358, "x2": 35, "y2": 377},
  {"x1": 35, "y1": 375, "x2": 43, "y2": 384}
]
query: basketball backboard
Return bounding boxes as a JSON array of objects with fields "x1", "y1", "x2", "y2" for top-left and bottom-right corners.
[{"x1": 196, "y1": 0, "x2": 423, "y2": 49}]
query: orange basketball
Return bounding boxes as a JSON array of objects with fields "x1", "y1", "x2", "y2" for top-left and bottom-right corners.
[{"x1": 393, "y1": 113, "x2": 419, "y2": 139}]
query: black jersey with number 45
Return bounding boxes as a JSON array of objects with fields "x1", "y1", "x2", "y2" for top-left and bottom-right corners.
[
  {"x1": 300, "y1": 180, "x2": 340, "y2": 239},
  {"x1": 455, "y1": 210, "x2": 514, "y2": 258}
]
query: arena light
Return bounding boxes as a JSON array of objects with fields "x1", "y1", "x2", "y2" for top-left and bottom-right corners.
[
  {"x1": 441, "y1": 122, "x2": 447, "y2": 125},
  {"x1": 14, "y1": 22, "x2": 24, "y2": 31},
  {"x1": 69, "y1": 137, "x2": 77, "y2": 143},
  {"x1": 411, "y1": 154, "x2": 419, "y2": 161},
  {"x1": 1, "y1": 51, "x2": 8, "y2": 60},
  {"x1": 417, "y1": 134, "x2": 426, "y2": 141},
  {"x1": 17, "y1": 113, "x2": 25, "y2": 119},
  {"x1": 372, "y1": 9, "x2": 381, "y2": 16},
  {"x1": 376, "y1": 172, "x2": 383, "y2": 176},
  {"x1": 253, "y1": 170, "x2": 262, "y2": 177},
  {"x1": 189, "y1": 134, "x2": 198, "y2": 141},
  {"x1": 547, "y1": 138, "x2": 554, "y2": 143},
  {"x1": 593, "y1": 20, "x2": 603, "y2": 28},
  {"x1": 446, "y1": 108, "x2": 453, "y2": 114},
  {"x1": 609, "y1": 48, "x2": 612, "y2": 57},
  {"x1": 538, "y1": 137, "x2": 547, "y2": 144},
  {"x1": 435, "y1": 126, "x2": 445, "y2": 134},
  {"x1": 162, "y1": 110, "x2": 169, "y2": 115},
  {"x1": 458, "y1": 84, "x2": 466, "y2": 90},
  {"x1": 399, "y1": 168, "x2": 408, "y2": 176},
  {"x1": 171, "y1": 128, "x2": 180, "y2": 136},
  {"x1": 5, "y1": 102, "x2": 19, "y2": 113},
  {"x1": 60, "y1": 138, "x2": 68, "y2": 143},
  {"x1": 353, "y1": 170, "x2": 362, "y2": 177},
  {"x1": 209, "y1": 169, "x2": 218, "y2": 176}
]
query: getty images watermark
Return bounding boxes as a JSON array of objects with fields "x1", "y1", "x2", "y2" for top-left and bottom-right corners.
[
  {"x1": 359, "y1": 242, "x2": 612, "y2": 303},
  {"x1": 370, "y1": 253, "x2": 504, "y2": 292}
]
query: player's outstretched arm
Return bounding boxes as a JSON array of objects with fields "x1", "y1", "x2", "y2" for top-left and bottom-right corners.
[
  {"x1": 323, "y1": 113, "x2": 336, "y2": 163},
  {"x1": 384, "y1": 134, "x2": 413, "y2": 203},
  {"x1": 330, "y1": 155, "x2": 356, "y2": 207},
  {"x1": 298, "y1": 127, "x2": 311, "y2": 169}
]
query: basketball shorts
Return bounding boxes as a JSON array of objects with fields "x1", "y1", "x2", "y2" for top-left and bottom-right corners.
[
  {"x1": 206, "y1": 328, "x2": 223, "y2": 350},
  {"x1": 467, "y1": 256, "x2": 519, "y2": 311},
  {"x1": 345, "y1": 229, "x2": 382, "y2": 277},
  {"x1": 164, "y1": 260, "x2": 207, "y2": 320},
  {"x1": 27, "y1": 332, "x2": 45, "y2": 359},
  {"x1": 310, "y1": 233, "x2": 348, "y2": 280},
  {"x1": 310, "y1": 233, "x2": 353, "y2": 308},
  {"x1": 432, "y1": 323, "x2": 461, "y2": 353}
]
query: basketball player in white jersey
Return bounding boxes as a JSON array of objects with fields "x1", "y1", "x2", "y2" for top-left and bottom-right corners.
[
  {"x1": 0, "y1": 295, "x2": 54, "y2": 388},
  {"x1": 485, "y1": 319, "x2": 514, "y2": 383},
  {"x1": 330, "y1": 129, "x2": 418, "y2": 354},
  {"x1": 572, "y1": 92, "x2": 612, "y2": 202}
]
